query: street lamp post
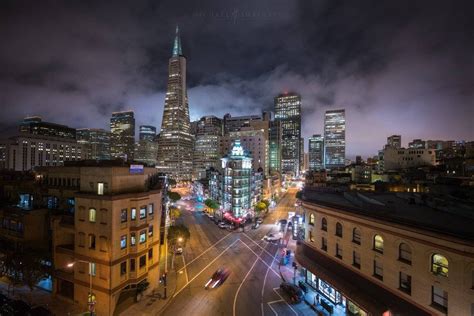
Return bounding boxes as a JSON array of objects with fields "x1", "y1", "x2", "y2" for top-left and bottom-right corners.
[{"x1": 67, "y1": 260, "x2": 95, "y2": 315}]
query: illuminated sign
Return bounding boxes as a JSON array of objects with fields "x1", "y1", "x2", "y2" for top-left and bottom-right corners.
[{"x1": 130, "y1": 164, "x2": 144, "y2": 174}]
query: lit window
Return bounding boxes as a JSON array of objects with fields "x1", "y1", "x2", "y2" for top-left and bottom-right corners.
[
  {"x1": 432, "y1": 254, "x2": 448, "y2": 277},
  {"x1": 97, "y1": 182, "x2": 104, "y2": 195},
  {"x1": 309, "y1": 213, "x2": 315, "y2": 226},
  {"x1": 89, "y1": 263, "x2": 96, "y2": 276},
  {"x1": 121, "y1": 209, "x2": 127, "y2": 223},
  {"x1": 148, "y1": 203, "x2": 154, "y2": 215},
  {"x1": 89, "y1": 208, "x2": 96, "y2": 222},
  {"x1": 131, "y1": 208, "x2": 137, "y2": 220},
  {"x1": 120, "y1": 235, "x2": 127, "y2": 249},
  {"x1": 139, "y1": 206, "x2": 147, "y2": 219},
  {"x1": 139, "y1": 230, "x2": 146, "y2": 244},
  {"x1": 130, "y1": 233, "x2": 136, "y2": 246},
  {"x1": 309, "y1": 230, "x2": 314, "y2": 242},
  {"x1": 373, "y1": 235, "x2": 384, "y2": 253}
]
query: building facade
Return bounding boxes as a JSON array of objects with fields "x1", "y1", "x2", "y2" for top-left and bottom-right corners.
[
  {"x1": 269, "y1": 119, "x2": 282, "y2": 175},
  {"x1": 110, "y1": 111, "x2": 135, "y2": 161},
  {"x1": 386, "y1": 135, "x2": 401, "y2": 149},
  {"x1": 77, "y1": 128, "x2": 111, "y2": 161},
  {"x1": 19, "y1": 116, "x2": 76, "y2": 140},
  {"x1": 298, "y1": 190, "x2": 474, "y2": 315},
  {"x1": 156, "y1": 26, "x2": 194, "y2": 182},
  {"x1": 134, "y1": 139, "x2": 158, "y2": 167},
  {"x1": 324, "y1": 109, "x2": 346, "y2": 169},
  {"x1": 274, "y1": 93, "x2": 302, "y2": 176},
  {"x1": 308, "y1": 134, "x2": 324, "y2": 171},
  {"x1": 139, "y1": 126, "x2": 157, "y2": 141},
  {"x1": 192, "y1": 116, "x2": 223, "y2": 180},
  {"x1": 382, "y1": 147, "x2": 436, "y2": 170},
  {"x1": 223, "y1": 113, "x2": 262, "y2": 135},
  {"x1": 51, "y1": 164, "x2": 162, "y2": 316}
]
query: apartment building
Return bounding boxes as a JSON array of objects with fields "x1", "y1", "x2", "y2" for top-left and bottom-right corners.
[
  {"x1": 297, "y1": 190, "x2": 474, "y2": 315},
  {"x1": 51, "y1": 162, "x2": 162, "y2": 315}
]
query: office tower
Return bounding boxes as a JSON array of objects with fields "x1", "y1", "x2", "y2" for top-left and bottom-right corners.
[
  {"x1": 76, "y1": 128, "x2": 111, "y2": 160},
  {"x1": 308, "y1": 134, "x2": 324, "y2": 171},
  {"x1": 269, "y1": 119, "x2": 282, "y2": 174},
  {"x1": 300, "y1": 137, "x2": 304, "y2": 172},
  {"x1": 324, "y1": 109, "x2": 345, "y2": 168},
  {"x1": 110, "y1": 111, "x2": 135, "y2": 161},
  {"x1": 156, "y1": 26, "x2": 194, "y2": 181},
  {"x1": 386, "y1": 135, "x2": 401, "y2": 149},
  {"x1": 274, "y1": 92, "x2": 302, "y2": 175},
  {"x1": 19, "y1": 116, "x2": 76, "y2": 140},
  {"x1": 223, "y1": 113, "x2": 262, "y2": 134},
  {"x1": 192, "y1": 116, "x2": 223, "y2": 180},
  {"x1": 139, "y1": 125, "x2": 157, "y2": 141},
  {"x1": 134, "y1": 139, "x2": 159, "y2": 167}
]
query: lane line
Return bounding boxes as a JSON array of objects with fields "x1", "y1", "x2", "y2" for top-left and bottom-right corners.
[
  {"x1": 173, "y1": 238, "x2": 240, "y2": 298},
  {"x1": 232, "y1": 254, "x2": 261, "y2": 316},
  {"x1": 181, "y1": 251, "x2": 189, "y2": 283},
  {"x1": 267, "y1": 300, "x2": 284, "y2": 304},
  {"x1": 267, "y1": 302, "x2": 279, "y2": 316},
  {"x1": 238, "y1": 240, "x2": 280, "y2": 278},
  {"x1": 177, "y1": 231, "x2": 232, "y2": 272},
  {"x1": 272, "y1": 288, "x2": 298, "y2": 316},
  {"x1": 242, "y1": 233, "x2": 277, "y2": 258}
]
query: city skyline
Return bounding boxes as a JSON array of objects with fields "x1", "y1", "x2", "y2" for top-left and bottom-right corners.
[{"x1": 0, "y1": 1, "x2": 473, "y2": 157}]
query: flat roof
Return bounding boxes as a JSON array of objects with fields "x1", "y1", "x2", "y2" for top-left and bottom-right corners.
[{"x1": 302, "y1": 189, "x2": 474, "y2": 241}]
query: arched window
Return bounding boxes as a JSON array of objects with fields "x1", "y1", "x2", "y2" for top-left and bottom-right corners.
[
  {"x1": 89, "y1": 208, "x2": 96, "y2": 222},
  {"x1": 335, "y1": 222, "x2": 343, "y2": 237},
  {"x1": 309, "y1": 213, "x2": 315, "y2": 226},
  {"x1": 352, "y1": 228, "x2": 361, "y2": 244},
  {"x1": 373, "y1": 234, "x2": 384, "y2": 253},
  {"x1": 321, "y1": 218, "x2": 327, "y2": 231},
  {"x1": 432, "y1": 254, "x2": 448, "y2": 277},
  {"x1": 399, "y1": 243, "x2": 412, "y2": 264}
]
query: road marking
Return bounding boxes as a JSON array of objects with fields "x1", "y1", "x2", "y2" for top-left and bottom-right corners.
[
  {"x1": 233, "y1": 253, "x2": 261, "y2": 316},
  {"x1": 267, "y1": 302, "x2": 279, "y2": 316},
  {"x1": 177, "y1": 232, "x2": 232, "y2": 272},
  {"x1": 242, "y1": 233, "x2": 276, "y2": 258},
  {"x1": 173, "y1": 238, "x2": 239, "y2": 298},
  {"x1": 272, "y1": 287, "x2": 298, "y2": 316},
  {"x1": 238, "y1": 240, "x2": 280, "y2": 277},
  {"x1": 268, "y1": 299, "x2": 284, "y2": 304},
  {"x1": 181, "y1": 251, "x2": 189, "y2": 283}
]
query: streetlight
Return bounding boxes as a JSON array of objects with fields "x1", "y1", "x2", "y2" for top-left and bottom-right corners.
[{"x1": 68, "y1": 260, "x2": 96, "y2": 315}]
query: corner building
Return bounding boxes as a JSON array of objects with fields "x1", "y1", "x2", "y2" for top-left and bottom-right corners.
[
  {"x1": 52, "y1": 163, "x2": 162, "y2": 316},
  {"x1": 297, "y1": 190, "x2": 474, "y2": 315}
]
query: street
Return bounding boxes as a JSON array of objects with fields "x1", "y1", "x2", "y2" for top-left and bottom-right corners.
[{"x1": 158, "y1": 188, "x2": 312, "y2": 316}]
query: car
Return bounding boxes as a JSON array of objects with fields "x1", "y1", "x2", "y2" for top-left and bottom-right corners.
[
  {"x1": 252, "y1": 223, "x2": 260, "y2": 229},
  {"x1": 263, "y1": 233, "x2": 280, "y2": 242},
  {"x1": 256, "y1": 218, "x2": 263, "y2": 224},
  {"x1": 175, "y1": 247, "x2": 183, "y2": 255},
  {"x1": 279, "y1": 219, "x2": 288, "y2": 225},
  {"x1": 280, "y1": 282, "x2": 304, "y2": 303},
  {"x1": 204, "y1": 268, "x2": 231, "y2": 289},
  {"x1": 218, "y1": 222, "x2": 228, "y2": 229}
]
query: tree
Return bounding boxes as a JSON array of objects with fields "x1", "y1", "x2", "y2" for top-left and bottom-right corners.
[
  {"x1": 204, "y1": 199, "x2": 219, "y2": 212},
  {"x1": 168, "y1": 178, "x2": 177, "y2": 187},
  {"x1": 167, "y1": 191, "x2": 181, "y2": 202},
  {"x1": 254, "y1": 202, "x2": 267, "y2": 216},
  {"x1": 295, "y1": 191, "x2": 303, "y2": 199},
  {"x1": 262, "y1": 199, "x2": 270, "y2": 209},
  {"x1": 169, "y1": 207, "x2": 181, "y2": 222},
  {"x1": 167, "y1": 224, "x2": 191, "y2": 245}
]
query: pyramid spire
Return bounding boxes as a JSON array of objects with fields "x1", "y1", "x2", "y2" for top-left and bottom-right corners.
[{"x1": 172, "y1": 25, "x2": 182, "y2": 57}]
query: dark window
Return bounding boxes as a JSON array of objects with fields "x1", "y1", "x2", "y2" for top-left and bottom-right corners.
[
  {"x1": 352, "y1": 228, "x2": 361, "y2": 245},
  {"x1": 431, "y1": 286, "x2": 448, "y2": 312},
  {"x1": 373, "y1": 260, "x2": 383, "y2": 280},
  {"x1": 321, "y1": 218, "x2": 327, "y2": 231},
  {"x1": 89, "y1": 234, "x2": 96, "y2": 249},
  {"x1": 149, "y1": 225, "x2": 153, "y2": 237},
  {"x1": 399, "y1": 272, "x2": 411, "y2": 295},
  {"x1": 148, "y1": 248, "x2": 153, "y2": 260},
  {"x1": 121, "y1": 209, "x2": 127, "y2": 223},
  {"x1": 336, "y1": 243, "x2": 342, "y2": 259},
  {"x1": 130, "y1": 259, "x2": 135, "y2": 272},
  {"x1": 120, "y1": 261, "x2": 127, "y2": 276},
  {"x1": 321, "y1": 237, "x2": 327, "y2": 251},
  {"x1": 399, "y1": 243, "x2": 412, "y2": 264},
  {"x1": 353, "y1": 251, "x2": 361, "y2": 269},
  {"x1": 335, "y1": 222, "x2": 343, "y2": 237},
  {"x1": 309, "y1": 230, "x2": 314, "y2": 242},
  {"x1": 139, "y1": 255, "x2": 146, "y2": 268}
]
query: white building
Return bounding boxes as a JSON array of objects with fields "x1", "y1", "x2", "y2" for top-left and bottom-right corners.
[{"x1": 382, "y1": 147, "x2": 436, "y2": 171}]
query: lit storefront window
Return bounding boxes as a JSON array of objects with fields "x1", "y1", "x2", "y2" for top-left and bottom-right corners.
[
  {"x1": 347, "y1": 300, "x2": 367, "y2": 316},
  {"x1": 318, "y1": 279, "x2": 341, "y2": 304}
]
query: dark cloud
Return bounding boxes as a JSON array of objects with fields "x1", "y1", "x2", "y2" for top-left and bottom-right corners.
[{"x1": 0, "y1": 0, "x2": 473, "y2": 157}]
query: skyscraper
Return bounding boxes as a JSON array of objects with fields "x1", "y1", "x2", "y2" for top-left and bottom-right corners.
[
  {"x1": 269, "y1": 119, "x2": 282, "y2": 174},
  {"x1": 77, "y1": 128, "x2": 111, "y2": 160},
  {"x1": 139, "y1": 125, "x2": 157, "y2": 141},
  {"x1": 192, "y1": 116, "x2": 223, "y2": 180},
  {"x1": 110, "y1": 111, "x2": 135, "y2": 161},
  {"x1": 274, "y1": 93, "x2": 302, "y2": 175},
  {"x1": 324, "y1": 109, "x2": 345, "y2": 168},
  {"x1": 386, "y1": 135, "x2": 401, "y2": 149},
  {"x1": 308, "y1": 134, "x2": 324, "y2": 171},
  {"x1": 156, "y1": 26, "x2": 194, "y2": 181}
]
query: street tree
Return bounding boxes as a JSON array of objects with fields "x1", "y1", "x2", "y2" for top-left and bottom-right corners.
[
  {"x1": 169, "y1": 207, "x2": 181, "y2": 222},
  {"x1": 254, "y1": 201, "x2": 267, "y2": 217},
  {"x1": 167, "y1": 224, "x2": 191, "y2": 269},
  {"x1": 167, "y1": 191, "x2": 182, "y2": 202},
  {"x1": 204, "y1": 199, "x2": 219, "y2": 212}
]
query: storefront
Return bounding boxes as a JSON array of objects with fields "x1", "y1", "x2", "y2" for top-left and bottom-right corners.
[{"x1": 305, "y1": 269, "x2": 367, "y2": 316}]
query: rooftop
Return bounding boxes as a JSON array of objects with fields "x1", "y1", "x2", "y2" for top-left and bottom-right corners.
[{"x1": 302, "y1": 188, "x2": 474, "y2": 241}]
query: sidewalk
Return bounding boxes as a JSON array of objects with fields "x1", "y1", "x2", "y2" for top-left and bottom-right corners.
[{"x1": 0, "y1": 278, "x2": 82, "y2": 315}]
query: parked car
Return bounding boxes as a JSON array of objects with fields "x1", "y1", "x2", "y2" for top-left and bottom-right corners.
[
  {"x1": 218, "y1": 222, "x2": 228, "y2": 229},
  {"x1": 175, "y1": 247, "x2": 183, "y2": 255},
  {"x1": 256, "y1": 218, "x2": 263, "y2": 224},
  {"x1": 280, "y1": 282, "x2": 304, "y2": 303},
  {"x1": 252, "y1": 223, "x2": 260, "y2": 229}
]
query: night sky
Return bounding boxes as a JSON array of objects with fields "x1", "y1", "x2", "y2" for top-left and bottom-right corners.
[{"x1": 0, "y1": 0, "x2": 473, "y2": 157}]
